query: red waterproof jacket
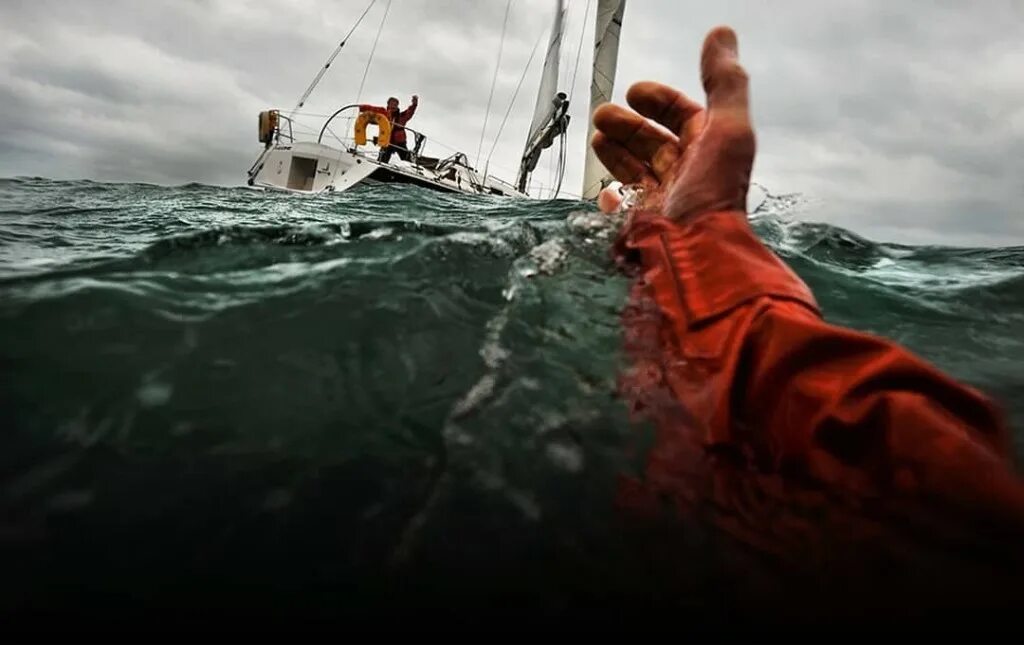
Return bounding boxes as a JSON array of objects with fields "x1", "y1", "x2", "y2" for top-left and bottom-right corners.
[
  {"x1": 613, "y1": 207, "x2": 1024, "y2": 540},
  {"x1": 359, "y1": 103, "x2": 416, "y2": 145}
]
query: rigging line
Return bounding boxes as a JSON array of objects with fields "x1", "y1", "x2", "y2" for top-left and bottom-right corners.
[
  {"x1": 550, "y1": 130, "x2": 562, "y2": 198},
  {"x1": 356, "y1": 0, "x2": 392, "y2": 104},
  {"x1": 552, "y1": 135, "x2": 561, "y2": 198},
  {"x1": 327, "y1": 126, "x2": 347, "y2": 148},
  {"x1": 290, "y1": 0, "x2": 377, "y2": 116},
  {"x1": 546, "y1": 137, "x2": 556, "y2": 198},
  {"x1": 475, "y1": 0, "x2": 514, "y2": 170},
  {"x1": 546, "y1": 127, "x2": 567, "y2": 199},
  {"x1": 568, "y1": 0, "x2": 593, "y2": 103},
  {"x1": 556, "y1": 1, "x2": 571, "y2": 92},
  {"x1": 288, "y1": 112, "x2": 353, "y2": 119},
  {"x1": 484, "y1": 28, "x2": 546, "y2": 171},
  {"x1": 562, "y1": 121, "x2": 569, "y2": 188}
]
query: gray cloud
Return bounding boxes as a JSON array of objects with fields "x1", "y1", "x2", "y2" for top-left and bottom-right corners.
[{"x1": 0, "y1": 0, "x2": 1021, "y2": 245}]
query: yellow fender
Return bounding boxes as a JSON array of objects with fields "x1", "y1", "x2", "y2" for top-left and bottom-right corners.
[
  {"x1": 258, "y1": 109, "x2": 279, "y2": 144},
  {"x1": 354, "y1": 111, "x2": 392, "y2": 148}
]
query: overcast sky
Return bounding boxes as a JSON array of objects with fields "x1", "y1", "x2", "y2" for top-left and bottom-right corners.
[{"x1": 1, "y1": 0, "x2": 1022, "y2": 245}]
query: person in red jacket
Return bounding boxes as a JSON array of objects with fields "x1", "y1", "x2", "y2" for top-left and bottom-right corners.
[
  {"x1": 359, "y1": 95, "x2": 418, "y2": 163},
  {"x1": 590, "y1": 25, "x2": 1024, "y2": 616}
]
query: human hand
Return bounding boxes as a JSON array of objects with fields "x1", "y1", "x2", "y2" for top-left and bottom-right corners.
[
  {"x1": 591, "y1": 26, "x2": 754, "y2": 220},
  {"x1": 411, "y1": 95, "x2": 419, "y2": 105}
]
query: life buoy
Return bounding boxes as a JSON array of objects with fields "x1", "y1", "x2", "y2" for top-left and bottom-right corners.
[{"x1": 354, "y1": 111, "x2": 392, "y2": 148}]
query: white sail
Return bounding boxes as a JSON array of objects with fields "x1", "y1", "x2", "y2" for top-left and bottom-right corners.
[
  {"x1": 582, "y1": 0, "x2": 626, "y2": 199},
  {"x1": 525, "y1": 0, "x2": 566, "y2": 149},
  {"x1": 515, "y1": 0, "x2": 570, "y2": 193}
]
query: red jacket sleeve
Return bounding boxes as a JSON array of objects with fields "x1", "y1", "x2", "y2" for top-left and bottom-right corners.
[
  {"x1": 399, "y1": 103, "x2": 416, "y2": 123},
  {"x1": 359, "y1": 105, "x2": 387, "y2": 115},
  {"x1": 616, "y1": 208, "x2": 1024, "y2": 529}
]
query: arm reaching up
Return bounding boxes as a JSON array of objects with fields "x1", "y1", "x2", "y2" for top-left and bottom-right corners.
[
  {"x1": 400, "y1": 95, "x2": 418, "y2": 122},
  {"x1": 593, "y1": 27, "x2": 1024, "y2": 530}
]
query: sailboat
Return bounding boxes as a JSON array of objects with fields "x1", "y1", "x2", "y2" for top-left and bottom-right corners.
[{"x1": 245, "y1": 0, "x2": 626, "y2": 200}]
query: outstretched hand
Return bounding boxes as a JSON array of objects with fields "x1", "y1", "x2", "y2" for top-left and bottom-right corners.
[
  {"x1": 592, "y1": 26, "x2": 754, "y2": 219},
  {"x1": 411, "y1": 95, "x2": 419, "y2": 105}
]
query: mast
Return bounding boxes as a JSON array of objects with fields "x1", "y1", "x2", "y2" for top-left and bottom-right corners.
[
  {"x1": 515, "y1": 0, "x2": 570, "y2": 194},
  {"x1": 581, "y1": 0, "x2": 626, "y2": 199}
]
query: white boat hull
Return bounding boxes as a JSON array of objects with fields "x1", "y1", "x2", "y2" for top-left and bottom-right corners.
[{"x1": 247, "y1": 141, "x2": 523, "y2": 197}]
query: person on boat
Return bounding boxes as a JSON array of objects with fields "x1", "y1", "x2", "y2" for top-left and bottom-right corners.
[
  {"x1": 359, "y1": 95, "x2": 418, "y2": 163},
  {"x1": 591, "y1": 24, "x2": 1024, "y2": 596}
]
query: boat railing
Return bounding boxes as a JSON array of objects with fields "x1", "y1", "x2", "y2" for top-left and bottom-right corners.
[
  {"x1": 306, "y1": 105, "x2": 521, "y2": 187},
  {"x1": 316, "y1": 105, "x2": 361, "y2": 145},
  {"x1": 311, "y1": 105, "x2": 455, "y2": 169},
  {"x1": 485, "y1": 174, "x2": 518, "y2": 191},
  {"x1": 271, "y1": 113, "x2": 295, "y2": 144}
]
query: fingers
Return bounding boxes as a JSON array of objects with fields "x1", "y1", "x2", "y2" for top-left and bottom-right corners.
[
  {"x1": 591, "y1": 131, "x2": 657, "y2": 188},
  {"x1": 593, "y1": 103, "x2": 679, "y2": 176},
  {"x1": 625, "y1": 81, "x2": 703, "y2": 138},
  {"x1": 700, "y1": 26, "x2": 750, "y2": 121}
]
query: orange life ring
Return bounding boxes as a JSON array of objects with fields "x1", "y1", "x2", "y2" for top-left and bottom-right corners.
[{"x1": 354, "y1": 111, "x2": 392, "y2": 148}]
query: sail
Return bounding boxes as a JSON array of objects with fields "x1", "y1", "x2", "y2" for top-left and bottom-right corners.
[
  {"x1": 515, "y1": 0, "x2": 570, "y2": 193},
  {"x1": 582, "y1": 0, "x2": 626, "y2": 199},
  {"x1": 525, "y1": 0, "x2": 566, "y2": 149}
]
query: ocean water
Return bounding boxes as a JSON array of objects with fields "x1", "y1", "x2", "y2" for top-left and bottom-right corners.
[{"x1": 2, "y1": 177, "x2": 1023, "y2": 629}]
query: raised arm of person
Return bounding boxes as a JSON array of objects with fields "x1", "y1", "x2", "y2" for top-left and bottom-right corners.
[
  {"x1": 400, "y1": 95, "x2": 418, "y2": 122},
  {"x1": 592, "y1": 26, "x2": 1024, "y2": 529}
]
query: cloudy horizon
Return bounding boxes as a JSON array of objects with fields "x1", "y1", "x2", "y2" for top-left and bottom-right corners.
[{"x1": 1, "y1": 0, "x2": 1022, "y2": 246}]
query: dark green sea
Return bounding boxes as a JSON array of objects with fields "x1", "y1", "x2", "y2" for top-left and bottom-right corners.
[{"x1": 2, "y1": 177, "x2": 1023, "y2": 634}]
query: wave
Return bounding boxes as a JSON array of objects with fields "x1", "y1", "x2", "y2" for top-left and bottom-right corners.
[
  {"x1": 753, "y1": 195, "x2": 1024, "y2": 299},
  {"x1": 3, "y1": 180, "x2": 1022, "y2": 290},
  {"x1": 2, "y1": 178, "x2": 1023, "y2": 615}
]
